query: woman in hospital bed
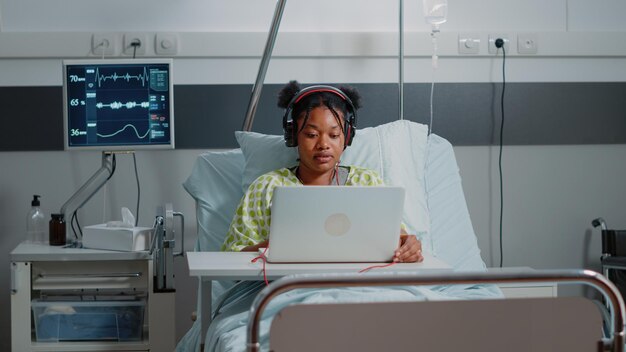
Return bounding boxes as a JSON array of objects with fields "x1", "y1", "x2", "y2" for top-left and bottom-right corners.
[
  {"x1": 177, "y1": 81, "x2": 503, "y2": 352},
  {"x1": 221, "y1": 80, "x2": 423, "y2": 264}
]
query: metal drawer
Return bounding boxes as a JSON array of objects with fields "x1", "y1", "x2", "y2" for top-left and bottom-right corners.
[{"x1": 31, "y1": 260, "x2": 148, "y2": 291}]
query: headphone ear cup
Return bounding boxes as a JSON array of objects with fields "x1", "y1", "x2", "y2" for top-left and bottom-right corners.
[
  {"x1": 344, "y1": 114, "x2": 355, "y2": 146},
  {"x1": 347, "y1": 126, "x2": 354, "y2": 146},
  {"x1": 284, "y1": 120, "x2": 297, "y2": 147}
]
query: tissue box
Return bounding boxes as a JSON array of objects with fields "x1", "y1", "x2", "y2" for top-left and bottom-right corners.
[{"x1": 83, "y1": 224, "x2": 152, "y2": 252}]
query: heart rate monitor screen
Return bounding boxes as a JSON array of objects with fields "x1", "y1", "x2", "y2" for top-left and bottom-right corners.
[{"x1": 63, "y1": 59, "x2": 174, "y2": 150}]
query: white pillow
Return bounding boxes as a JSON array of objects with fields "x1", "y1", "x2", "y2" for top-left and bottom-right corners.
[
  {"x1": 236, "y1": 131, "x2": 299, "y2": 192},
  {"x1": 235, "y1": 120, "x2": 431, "y2": 249}
]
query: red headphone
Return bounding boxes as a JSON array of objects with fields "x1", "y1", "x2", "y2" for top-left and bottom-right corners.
[{"x1": 282, "y1": 85, "x2": 357, "y2": 148}]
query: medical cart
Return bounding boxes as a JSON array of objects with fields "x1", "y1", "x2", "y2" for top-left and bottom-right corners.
[{"x1": 10, "y1": 242, "x2": 175, "y2": 351}]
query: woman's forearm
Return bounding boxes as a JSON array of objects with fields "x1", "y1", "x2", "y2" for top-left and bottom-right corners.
[{"x1": 241, "y1": 240, "x2": 269, "y2": 252}]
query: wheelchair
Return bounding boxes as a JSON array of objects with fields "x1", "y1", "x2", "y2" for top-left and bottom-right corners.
[
  {"x1": 592, "y1": 217, "x2": 626, "y2": 337},
  {"x1": 593, "y1": 217, "x2": 626, "y2": 298}
]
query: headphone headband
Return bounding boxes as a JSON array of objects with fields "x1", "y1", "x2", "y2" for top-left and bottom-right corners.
[
  {"x1": 293, "y1": 86, "x2": 352, "y2": 105},
  {"x1": 282, "y1": 85, "x2": 357, "y2": 148}
]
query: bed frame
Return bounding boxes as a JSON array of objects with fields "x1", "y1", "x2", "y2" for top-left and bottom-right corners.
[{"x1": 248, "y1": 270, "x2": 626, "y2": 352}]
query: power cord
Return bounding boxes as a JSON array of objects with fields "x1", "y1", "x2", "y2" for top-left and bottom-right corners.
[
  {"x1": 130, "y1": 40, "x2": 141, "y2": 59},
  {"x1": 495, "y1": 38, "x2": 506, "y2": 268},
  {"x1": 70, "y1": 211, "x2": 79, "y2": 240},
  {"x1": 132, "y1": 153, "x2": 140, "y2": 226},
  {"x1": 106, "y1": 154, "x2": 117, "y2": 180}
]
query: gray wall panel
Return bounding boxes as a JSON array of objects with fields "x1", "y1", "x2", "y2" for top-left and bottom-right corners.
[
  {"x1": 173, "y1": 85, "x2": 247, "y2": 149},
  {"x1": 0, "y1": 87, "x2": 64, "y2": 151},
  {"x1": 1, "y1": 83, "x2": 625, "y2": 151}
]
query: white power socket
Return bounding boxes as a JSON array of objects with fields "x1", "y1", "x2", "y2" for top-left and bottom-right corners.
[
  {"x1": 92, "y1": 33, "x2": 117, "y2": 56},
  {"x1": 488, "y1": 34, "x2": 510, "y2": 54},
  {"x1": 517, "y1": 33, "x2": 538, "y2": 54},
  {"x1": 124, "y1": 33, "x2": 147, "y2": 56}
]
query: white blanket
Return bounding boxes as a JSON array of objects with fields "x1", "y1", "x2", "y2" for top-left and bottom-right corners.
[{"x1": 205, "y1": 283, "x2": 501, "y2": 352}]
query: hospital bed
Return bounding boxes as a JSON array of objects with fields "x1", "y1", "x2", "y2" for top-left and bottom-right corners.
[
  {"x1": 176, "y1": 1, "x2": 625, "y2": 350},
  {"x1": 177, "y1": 120, "x2": 625, "y2": 352}
]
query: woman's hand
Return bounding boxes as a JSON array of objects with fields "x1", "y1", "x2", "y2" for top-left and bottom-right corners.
[
  {"x1": 241, "y1": 240, "x2": 269, "y2": 252},
  {"x1": 393, "y1": 233, "x2": 423, "y2": 263}
]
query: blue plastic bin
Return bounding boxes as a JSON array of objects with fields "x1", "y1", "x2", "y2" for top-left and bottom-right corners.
[{"x1": 32, "y1": 299, "x2": 145, "y2": 342}]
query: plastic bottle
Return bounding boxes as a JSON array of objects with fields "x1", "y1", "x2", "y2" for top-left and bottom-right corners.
[
  {"x1": 26, "y1": 195, "x2": 46, "y2": 244},
  {"x1": 423, "y1": 0, "x2": 448, "y2": 69},
  {"x1": 423, "y1": 0, "x2": 448, "y2": 28}
]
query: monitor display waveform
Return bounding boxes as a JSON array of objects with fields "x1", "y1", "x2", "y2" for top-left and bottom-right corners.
[
  {"x1": 63, "y1": 59, "x2": 174, "y2": 150},
  {"x1": 96, "y1": 101, "x2": 151, "y2": 110},
  {"x1": 96, "y1": 123, "x2": 151, "y2": 139},
  {"x1": 94, "y1": 67, "x2": 149, "y2": 88}
]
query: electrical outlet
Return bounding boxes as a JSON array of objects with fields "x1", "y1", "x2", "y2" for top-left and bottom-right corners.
[
  {"x1": 123, "y1": 33, "x2": 147, "y2": 56},
  {"x1": 488, "y1": 34, "x2": 510, "y2": 54},
  {"x1": 92, "y1": 33, "x2": 117, "y2": 56},
  {"x1": 517, "y1": 33, "x2": 538, "y2": 54}
]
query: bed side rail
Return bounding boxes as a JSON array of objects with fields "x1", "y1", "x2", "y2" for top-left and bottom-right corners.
[{"x1": 247, "y1": 269, "x2": 625, "y2": 352}]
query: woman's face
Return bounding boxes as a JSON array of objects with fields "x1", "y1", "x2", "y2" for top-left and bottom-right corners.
[{"x1": 296, "y1": 106, "x2": 345, "y2": 177}]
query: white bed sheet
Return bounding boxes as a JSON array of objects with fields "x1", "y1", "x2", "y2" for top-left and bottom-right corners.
[{"x1": 206, "y1": 284, "x2": 500, "y2": 352}]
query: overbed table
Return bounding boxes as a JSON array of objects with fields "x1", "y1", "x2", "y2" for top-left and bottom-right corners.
[{"x1": 186, "y1": 251, "x2": 452, "y2": 351}]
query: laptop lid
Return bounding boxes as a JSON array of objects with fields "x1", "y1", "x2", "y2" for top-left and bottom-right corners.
[{"x1": 267, "y1": 186, "x2": 405, "y2": 263}]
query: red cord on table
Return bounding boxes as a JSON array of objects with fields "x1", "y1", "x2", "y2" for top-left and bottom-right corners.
[
  {"x1": 252, "y1": 246, "x2": 396, "y2": 279},
  {"x1": 358, "y1": 262, "x2": 397, "y2": 273},
  {"x1": 251, "y1": 247, "x2": 270, "y2": 286}
]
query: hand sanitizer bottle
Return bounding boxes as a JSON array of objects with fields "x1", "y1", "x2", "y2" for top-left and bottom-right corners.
[{"x1": 27, "y1": 195, "x2": 46, "y2": 244}]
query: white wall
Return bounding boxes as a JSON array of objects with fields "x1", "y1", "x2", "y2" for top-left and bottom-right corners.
[
  {"x1": 2, "y1": 0, "x2": 626, "y2": 33},
  {"x1": 2, "y1": 0, "x2": 626, "y2": 350}
]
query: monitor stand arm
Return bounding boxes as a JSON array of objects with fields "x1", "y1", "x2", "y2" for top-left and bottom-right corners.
[{"x1": 59, "y1": 151, "x2": 115, "y2": 240}]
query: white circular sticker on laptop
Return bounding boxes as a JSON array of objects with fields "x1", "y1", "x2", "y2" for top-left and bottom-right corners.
[{"x1": 324, "y1": 213, "x2": 351, "y2": 236}]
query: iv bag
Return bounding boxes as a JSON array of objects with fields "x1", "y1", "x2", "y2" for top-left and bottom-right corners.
[{"x1": 423, "y1": 0, "x2": 448, "y2": 27}]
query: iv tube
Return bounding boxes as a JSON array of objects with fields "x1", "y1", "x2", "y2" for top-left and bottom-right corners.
[
  {"x1": 423, "y1": 0, "x2": 448, "y2": 134},
  {"x1": 430, "y1": 31, "x2": 439, "y2": 69},
  {"x1": 423, "y1": 0, "x2": 447, "y2": 69}
]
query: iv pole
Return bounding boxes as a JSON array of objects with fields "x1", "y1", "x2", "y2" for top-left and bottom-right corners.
[
  {"x1": 241, "y1": 0, "x2": 406, "y2": 131},
  {"x1": 242, "y1": 0, "x2": 287, "y2": 132},
  {"x1": 399, "y1": 0, "x2": 404, "y2": 120}
]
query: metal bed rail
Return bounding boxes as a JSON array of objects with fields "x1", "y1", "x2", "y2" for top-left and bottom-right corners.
[{"x1": 246, "y1": 269, "x2": 626, "y2": 352}]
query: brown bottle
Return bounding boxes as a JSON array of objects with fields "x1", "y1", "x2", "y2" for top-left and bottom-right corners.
[{"x1": 49, "y1": 214, "x2": 66, "y2": 246}]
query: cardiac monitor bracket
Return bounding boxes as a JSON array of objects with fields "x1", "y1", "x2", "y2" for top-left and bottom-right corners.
[{"x1": 59, "y1": 150, "x2": 133, "y2": 241}]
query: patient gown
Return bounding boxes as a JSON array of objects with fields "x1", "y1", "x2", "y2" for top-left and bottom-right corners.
[{"x1": 222, "y1": 165, "x2": 384, "y2": 252}]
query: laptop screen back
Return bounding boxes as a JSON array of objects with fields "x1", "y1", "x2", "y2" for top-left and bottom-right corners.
[{"x1": 267, "y1": 186, "x2": 405, "y2": 263}]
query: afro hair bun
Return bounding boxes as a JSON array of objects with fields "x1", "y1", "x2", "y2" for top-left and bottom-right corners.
[
  {"x1": 338, "y1": 85, "x2": 362, "y2": 110},
  {"x1": 277, "y1": 80, "x2": 301, "y2": 109}
]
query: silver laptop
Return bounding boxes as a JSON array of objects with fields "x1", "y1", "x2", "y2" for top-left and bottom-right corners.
[{"x1": 266, "y1": 186, "x2": 405, "y2": 263}]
